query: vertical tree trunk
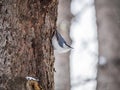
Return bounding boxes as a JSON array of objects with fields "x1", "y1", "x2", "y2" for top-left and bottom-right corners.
[
  {"x1": 95, "y1": 0, "x2": 120, "y2": 90},
  {"x1": 54, "y1": 0, "x2": 72, "y2": 90},
  {"x1": 0, "y1": 0, "x2": 57, "y2": 90}
]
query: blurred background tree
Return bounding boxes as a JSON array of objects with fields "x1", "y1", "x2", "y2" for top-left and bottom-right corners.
[
  {"x1": 95, "y1": 0, "x2": 120, "y2": 90},
  {"x1": 54, "y1": 0, "x2": 72, "y2": 90}
]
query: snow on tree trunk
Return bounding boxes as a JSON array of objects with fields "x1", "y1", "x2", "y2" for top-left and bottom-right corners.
[
  {"x1": 0, "y1": 0, "x2": 57, "y2": 90},
  {"x1": 95, "y1": 0, "x2": 120, "y2": 90}
]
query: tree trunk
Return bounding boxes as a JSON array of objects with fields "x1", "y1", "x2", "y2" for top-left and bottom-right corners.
[
  {"x1": 54, "y1": 0, "x2": 72, "y2": 90},
  {"x1": 0, "y1": 0, "x2": 57, "y2": 90},
  {"x1": 95, "y1": 0, "x2": 120, "y2": 90}
]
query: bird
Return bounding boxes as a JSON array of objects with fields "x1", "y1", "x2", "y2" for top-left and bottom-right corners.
[
  {"x1": 25, "y1": 76, "x2": 39, "y2": 81},
  {"x1": 52, "y1": 30, "x2": 73, "y2": 53},
  {"x1": 25, "y1": 76, "x2": 42, "y2": 90}
]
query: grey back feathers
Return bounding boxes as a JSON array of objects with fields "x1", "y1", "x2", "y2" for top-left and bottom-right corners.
[
  {"x1": 52, "y1": 30, "x2": 73, "y2": 53},
  {"x1": 55, "y1": 31, "x2": 72, "y2": 48}
]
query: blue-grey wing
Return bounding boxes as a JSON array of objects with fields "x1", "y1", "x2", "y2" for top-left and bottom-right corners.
[
  {"x1": 56, "y1": 31, "x2": 73, "y2": 48},
  {"x1": 56, "y1": 31, "x2": 65, "y2": 47}
]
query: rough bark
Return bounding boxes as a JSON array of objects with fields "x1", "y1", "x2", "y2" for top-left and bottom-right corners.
[
  {"x1": 0, "y1": 0, "x2": 57, "y2": 90},
  {"x1": 54, "y1": 0, "x2": 72, "y2": 90},
  {"x1": 95, "y1": 0, "x2": 120, "y2": 90}
]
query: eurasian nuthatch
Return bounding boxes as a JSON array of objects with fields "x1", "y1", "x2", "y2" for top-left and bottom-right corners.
[{"x1": 52, "y1": 30, "x2": 72, "y2": 53}]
